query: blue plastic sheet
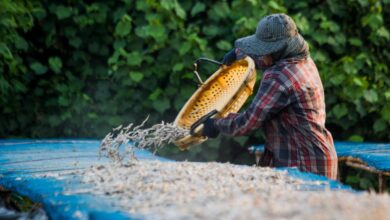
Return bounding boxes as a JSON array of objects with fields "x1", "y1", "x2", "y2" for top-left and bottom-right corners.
[
  {"x1": 0, "y1": 139, "x2": 351, "y2": 219},
  {"x1": 251, "y1": 142, "x2": 390, "y2": 172},
  {"x1": 0, "y1": 140, "x2": 161, "y2": 220},
  {"x1": 335, "y1": 142, "x2": 390, "y2": 171}
]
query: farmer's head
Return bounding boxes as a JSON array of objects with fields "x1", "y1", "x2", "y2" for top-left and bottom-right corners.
[{"x1": 235, "y1": 14, "x2": 308, "y2": 63}]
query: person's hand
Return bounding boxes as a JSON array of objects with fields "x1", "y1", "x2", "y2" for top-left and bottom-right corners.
[
  {"x1": 221, "y1": 48, "x2": 237, "y2": 66},
  {"x1": 201, "y1": 118, "x2": 220, "y2": 138}
]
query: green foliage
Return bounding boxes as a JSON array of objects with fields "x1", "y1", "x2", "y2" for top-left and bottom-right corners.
[{"x1": 1, "y1": 0, "x2": 390, "y2": 163}]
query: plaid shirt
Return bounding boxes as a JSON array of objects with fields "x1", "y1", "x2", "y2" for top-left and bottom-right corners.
[{"x1": 215, "y1": 55, "x2": 338, "y2": 179}]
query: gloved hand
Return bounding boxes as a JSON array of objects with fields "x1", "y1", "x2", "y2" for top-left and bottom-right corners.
[
  {"x1": 201, "y1": 118, "x2": 220, "y2": 138},
  {"x1": 221, "y1": 48, "x2": 237, "y2": 66}
]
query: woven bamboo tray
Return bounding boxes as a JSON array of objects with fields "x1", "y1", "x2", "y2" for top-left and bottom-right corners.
[{"x1": 174, "y1": 56, "x2": 256, "y2": 150}]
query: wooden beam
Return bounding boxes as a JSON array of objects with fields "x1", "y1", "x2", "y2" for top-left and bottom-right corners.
[
  {"x1": 379, "y1": 174, "x2": 387, "y2": 193},
  {"x1": 343, "y1": 158, "x2": 390, "y2": 177}
]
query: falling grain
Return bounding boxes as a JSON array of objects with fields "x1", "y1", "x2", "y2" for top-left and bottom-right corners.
[{"x1": 99, "y1": 117, "x2": 188, "y2": 163}]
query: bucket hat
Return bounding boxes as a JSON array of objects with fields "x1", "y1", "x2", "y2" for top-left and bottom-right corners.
[{"x1": 235, "y1": 14, "x2": 301, "y2": 56}]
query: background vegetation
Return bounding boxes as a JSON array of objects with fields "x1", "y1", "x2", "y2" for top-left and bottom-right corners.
[{"x1": 1, "y1": 0, "x2": 389, "y2": 170}]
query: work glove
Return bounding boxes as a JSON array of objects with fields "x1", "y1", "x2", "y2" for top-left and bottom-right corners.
[
  {"x1": 201, "y1": 118, "x2": 220, "y2": 138},
  {"x1": 221, "y1": 48, "x2": 237, "y2": 66}
]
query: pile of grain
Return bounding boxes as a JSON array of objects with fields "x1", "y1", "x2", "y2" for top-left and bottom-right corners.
[
  {"x1": 77, "y1": 161, "x2": 390, "y2": 220},
  {"x1": 83, "y1": 120, "x2": 390, "y2": 219}
]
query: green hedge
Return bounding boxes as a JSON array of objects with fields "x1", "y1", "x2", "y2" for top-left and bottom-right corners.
[{"x1": 1, "y1": 0, "x2": 389, "y2": 162}]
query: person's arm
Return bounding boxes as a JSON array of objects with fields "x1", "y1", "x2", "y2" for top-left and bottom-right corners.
[{"x1": 214, "y1": 74, "x2": 290, "y2": 136}]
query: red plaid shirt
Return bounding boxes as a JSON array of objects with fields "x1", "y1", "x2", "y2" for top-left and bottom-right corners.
[{"x1": 215, "y1": 55, "x2": 338, "y2": 179}]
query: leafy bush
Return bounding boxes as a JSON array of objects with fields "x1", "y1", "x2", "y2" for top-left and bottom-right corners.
[{"x1": 1, "y1": 0, "x2": 389, "y2": 162}]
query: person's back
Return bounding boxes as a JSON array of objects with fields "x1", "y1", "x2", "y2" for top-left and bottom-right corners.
[{"x1": 262, "y1": 57, "x2": 337, "y2": 179}]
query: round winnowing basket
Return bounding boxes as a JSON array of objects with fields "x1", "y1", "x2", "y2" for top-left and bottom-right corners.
[{"x1": 174, "y1": 57, "x2": 256, "y2": 150}]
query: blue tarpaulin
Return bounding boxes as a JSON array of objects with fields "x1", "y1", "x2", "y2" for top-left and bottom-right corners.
[
  {"x1": 251, "y1": 142, "x2": 390, "y2": 172},
  {"x1": 335, "y1": 142, "x2": 390, "y2": 171},
  {"x1": 0, "y1": 139, "x2": 351, "y2": 219}
]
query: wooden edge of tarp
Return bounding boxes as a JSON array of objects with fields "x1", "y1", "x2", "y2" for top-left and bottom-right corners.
[{"x1": 338, "y1": 156, "x2": 390, "y2": 177}]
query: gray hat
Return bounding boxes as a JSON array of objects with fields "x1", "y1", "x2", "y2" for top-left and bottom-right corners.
[{"x1": 235, "y1": 14, "x2": 300, "y2": 56}]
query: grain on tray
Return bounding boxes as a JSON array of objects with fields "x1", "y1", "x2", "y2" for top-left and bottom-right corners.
[{"x1": 75, "y1": 161, "x2": 390, "y2": 220}]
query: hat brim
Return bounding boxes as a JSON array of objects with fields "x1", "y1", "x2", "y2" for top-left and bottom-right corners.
[{"x1": 234, "y1": 34, "x2": 289, "y2": 56}]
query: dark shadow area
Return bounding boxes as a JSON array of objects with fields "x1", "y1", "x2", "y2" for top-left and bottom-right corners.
[
  {"x1": 0, "y1": 186, "x2": 48, "y2": 220},
  {"x1": 338, "y1": 161, "x2": 390, "y2": 194}
]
